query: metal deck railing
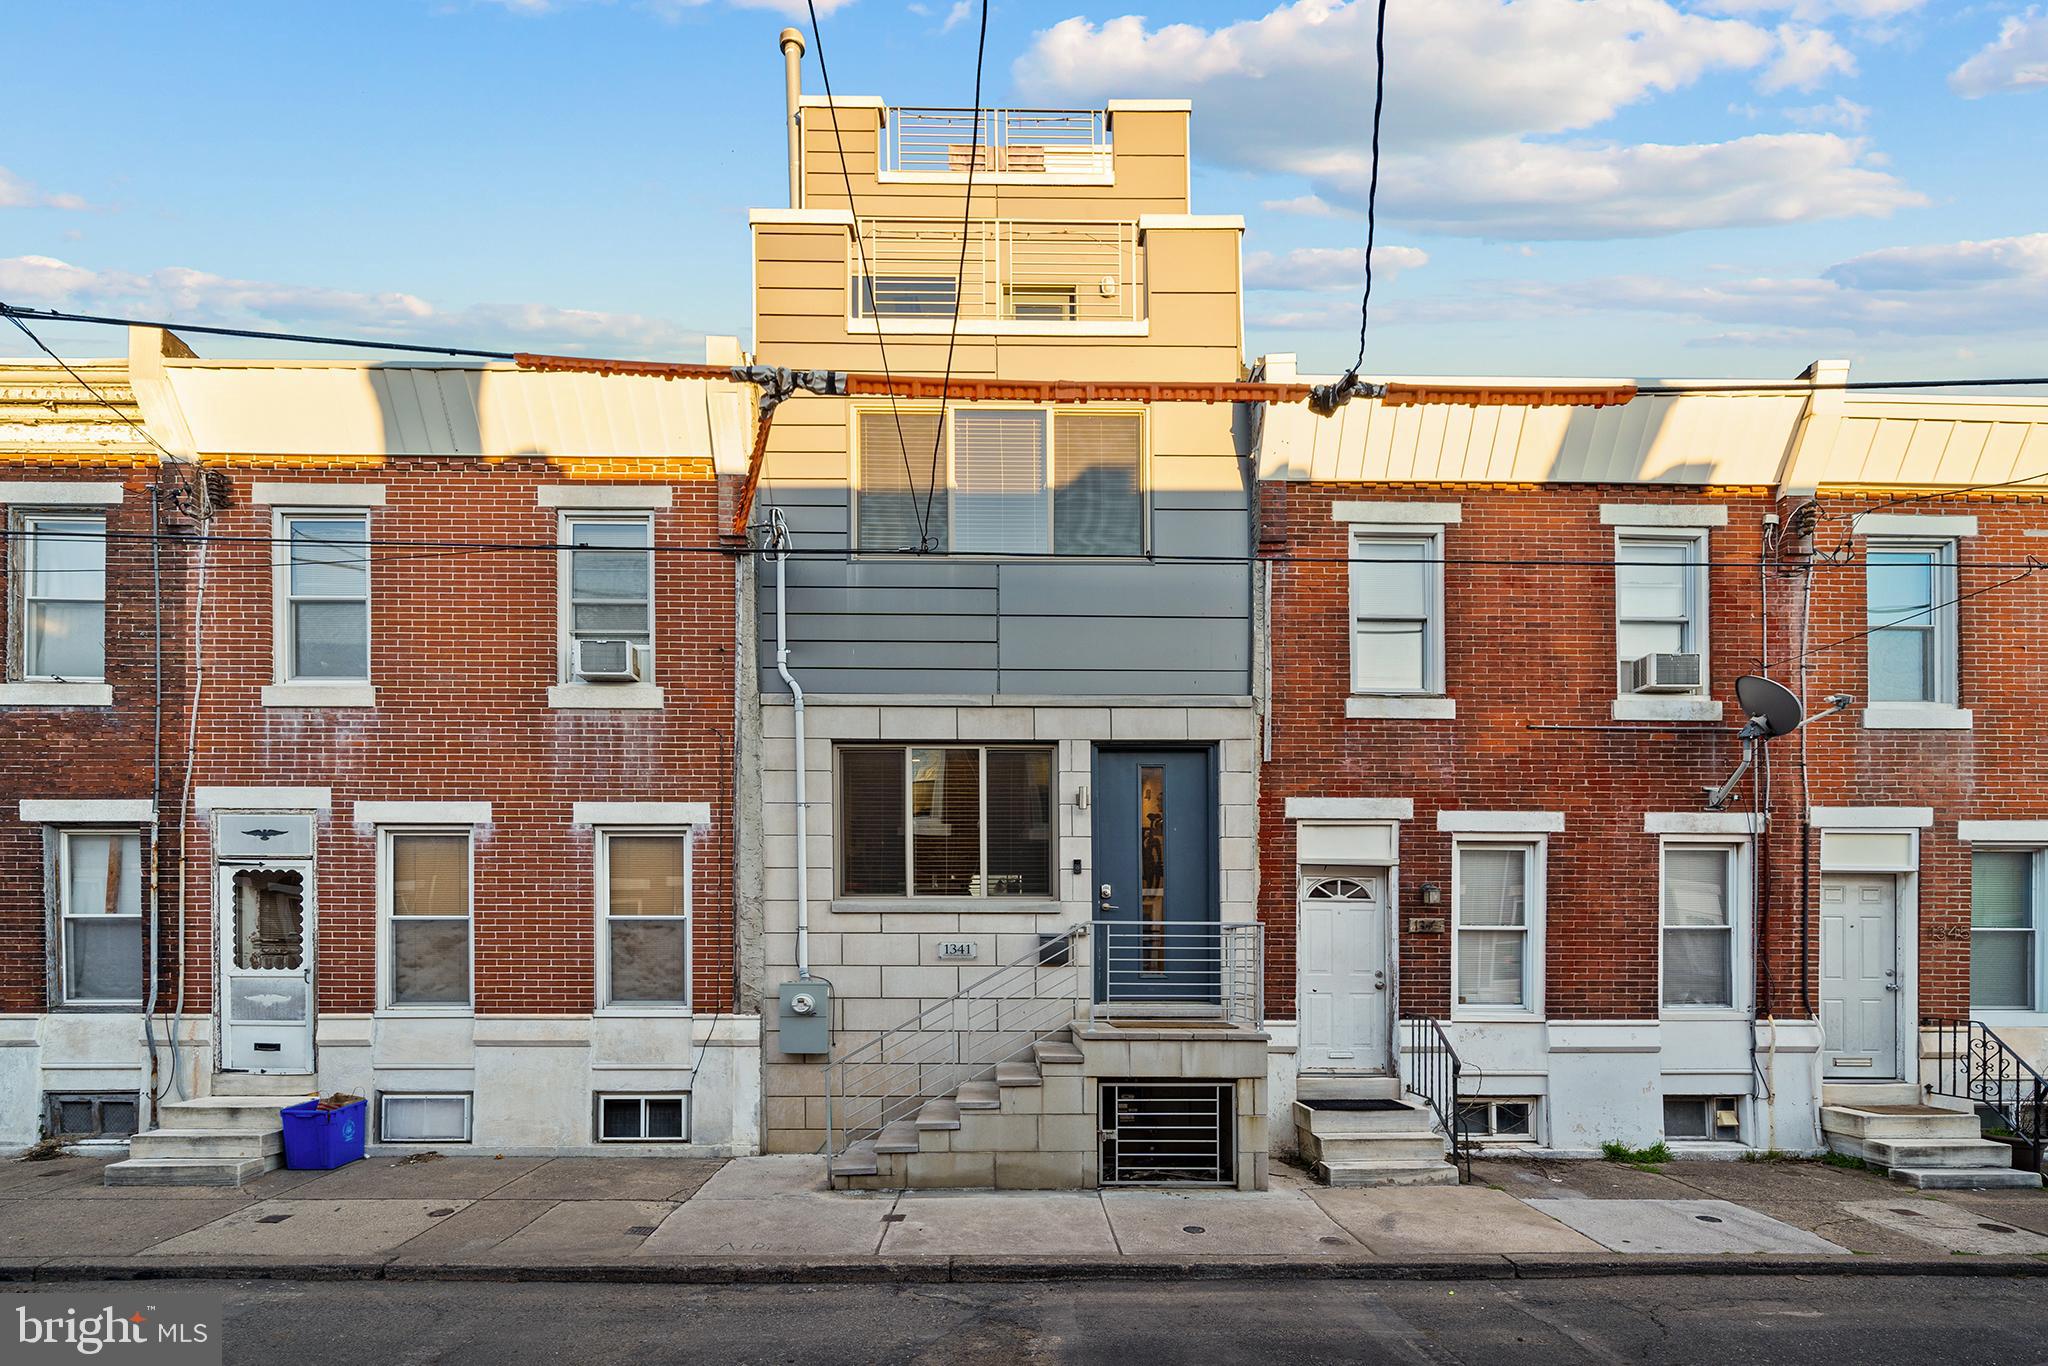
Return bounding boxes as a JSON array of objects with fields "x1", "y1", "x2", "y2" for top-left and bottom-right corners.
[
  {"x1": 853, "y1": 217, "x2": 1142, "y2": 323},
  {"x1": 1089, "y1": 920, "x2": 1264, "y2": 1030},
  {"x1": 885, "y1": 107, "x2": 1110, "y2": 177}
]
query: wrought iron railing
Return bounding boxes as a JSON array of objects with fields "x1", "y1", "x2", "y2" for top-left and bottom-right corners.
[
  {"x1": 1401, "y1": 1016, "x2": 1468, "y2": 1181},
  {"x1": 822, "y1": 927, "x2": 1087, "y2": 1157},
  {"x1": 1089, "y1": 920, "x2": 1263, "y2": 1030},
  {"x1": 885, "y1": 107, "x2": 1111, "y2": 177},
  {"x1": 853, "y1": 217, "x2": 1142, "y2": 323},
  {"x1": 1924, "y1": 1016, "x2": 2047, "y2": 1168}
]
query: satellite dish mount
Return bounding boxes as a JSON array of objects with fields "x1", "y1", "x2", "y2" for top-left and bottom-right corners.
[{"x1": 1702, "y1": 676, "x2": 1852, "y2": 811}]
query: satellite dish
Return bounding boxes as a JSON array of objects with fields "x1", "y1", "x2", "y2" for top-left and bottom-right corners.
[{"x1": 1734, "y1": 675, "x2": 1803, "y2": 739}]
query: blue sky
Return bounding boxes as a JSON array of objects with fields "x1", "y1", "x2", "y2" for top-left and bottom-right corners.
[{"x1": 3, "y1": 0, "x2": 2045, "y2": 381}]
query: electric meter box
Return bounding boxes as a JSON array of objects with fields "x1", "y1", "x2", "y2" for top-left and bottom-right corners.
[{"x1": 778, "y1": 980, "x2": 832, "y2": 1055}]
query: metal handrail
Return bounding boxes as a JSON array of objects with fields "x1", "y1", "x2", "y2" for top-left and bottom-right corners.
[
  {"x1": 885, "y1": 107, "x2": 1110, "y2": 176},
  {"x1": 1924, "y1": 1016, "x2": 2047, "y2": 1168},
  {"x1": 1401, "y1": 1016, "x2": 1468, "y2": 1182},
  {"x1": 1088, "y1": 920, "x2": 1263, "y2": 1029},
  {"x1": 852, "y1": 217, "x2": 1142, "y2": 323},
  {"x1": 822, "y1": 927, "x2": 1088, "y2": 1157}
]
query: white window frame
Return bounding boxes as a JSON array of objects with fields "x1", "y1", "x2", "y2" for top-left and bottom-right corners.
[
  {"x1": 1969, "y1": 845, "x2": 2045, "y2": 1021},
  {"x1": 273, "y1": 509, "x2": 372, "y2": 685},
  {"x1": 53, "y1": 826, "x2": 145, "y2": 1008},
  {"x1": 1863, "y1": 537, "x2": 1958, "y2": 707},
  {"x1": 1662, "y1": 1094, "x2": 1744, "y2": 1144},
  {"x1": 556, "y1": 510, "x2": 656, "y2": 685},
  {"x1": 375, "y1": 826, "x2": 476, "y2": 1015},
  {"x1": 594, "y1": 1092, "x2": 692, "y2": 1143},
  {"x1": 850, "y1": 403, "x2": 1151, "y2": 559},
  {"x1": 1614, "y1": 528, "x2": 1709, "y2": 695},
  {"x1": 1348, "y1": 525, "x2": 1445, "y2": 699},
  {"x1": 11, "y1": 511, "x2": 107, "y2": 683},
  {"x1": 1657, "y1": 837, "x2": 1752, "y2": 1018},
  {"x1": 1450, "y1": 837, "x2": 1545, "y2": 1021},
  {"x1": 595, "y1": 826, "x2": 694, "y2": 1015},
  {"x1": 377, "y1": 1091, "x2": 473, "y2": 1144},
  {"x1": 1455, "y1": 1097, "x2": 1538, "y2": 1144}
]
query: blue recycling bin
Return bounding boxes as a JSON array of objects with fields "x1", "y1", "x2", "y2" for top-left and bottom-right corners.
[{"x1": 280, "y1": 1098, "x2": 367, "y2": 1170}]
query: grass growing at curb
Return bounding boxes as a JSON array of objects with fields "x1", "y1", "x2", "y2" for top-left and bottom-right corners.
[
  {"x1": 1820, "y1": 1152, "x2": 1871, "y2": 1172},
  {"x1": 1600, "y1": 1141, "x2": 1674, "y2": 1170}
]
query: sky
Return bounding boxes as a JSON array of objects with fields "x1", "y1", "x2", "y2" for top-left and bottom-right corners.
[{"x1": 2, "y1": 0, "x2": 2045, "y2": 382}]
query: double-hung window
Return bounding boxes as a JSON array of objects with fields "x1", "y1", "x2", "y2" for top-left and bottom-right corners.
[
  {"x1": 562, "y1": 515, "x2": 655, "y2": 682},
  {"x1": 598, "y1": 831, "x2": 691, "y2": 1010},
  {"x1": 1452, "y1": 842, "x2": 1539, "y2": 1013},
  {"x1": 384, "y1": 831, "x2": 472, "y2": 1009},
  {"x1": 1972, "y1": 849, "x2": 2039, "y2": 1013},
  {"x1": 279, "y1": 513, "x2": 370, "y2": 682},
  {"x1": 55, "y1": 829, "x2": 143, "y2": 1006},
  {"x1": 1661, "y1": 842, "x2": 1743, "y2": 1010},
  {"x1": 1349, "y1": 529, "x2": 1442, "y2": 695},
  {"x1": 837, "y1": 745, "x2": 1055, "y2": 899},
  {"x1": 12, "y1": 513, "x2": 106, "y2": 682},
  {"x1": 854, "y1": 408, "x2": 1143, "y2": 557},
  {"x1": 1865, "y1": 540, "x2": 1957, "y2": 704},
  {"x1": 1615, "y1": 532, "x2": 1706, "y2": 689}
]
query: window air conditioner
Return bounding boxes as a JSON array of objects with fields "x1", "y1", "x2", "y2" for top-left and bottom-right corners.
[
  {"x1": 574, "y1": 638, "x2": 643, "y2": 683},
  {"x1": 1628, "y1": 652, "x2": 1701, "y2": 694}
]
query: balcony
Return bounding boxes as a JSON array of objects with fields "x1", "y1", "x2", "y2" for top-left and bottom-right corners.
[
  {"x1": 883, "y1": 107, "x2": 1112, "y2": 181},
  {"x1": 852, "y1": 216, "x2": 1143, "y2": 331}
]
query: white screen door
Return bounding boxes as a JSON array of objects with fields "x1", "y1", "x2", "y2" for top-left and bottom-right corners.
[
  {"x1": 218, "y1": 862, "x2": 315, "y2": 1073},
  {"x1": 1821, "y1": 873, "x2": 1900, "y2": 1079},
  {"x1": 1298, "y1": 870, "x2": 1390, "y2": 1071}
]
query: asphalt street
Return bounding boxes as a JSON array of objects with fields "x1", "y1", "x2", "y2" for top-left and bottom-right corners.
[{"x1": 15, "y1": 1274, "x2": 2045, "y2": 1365}]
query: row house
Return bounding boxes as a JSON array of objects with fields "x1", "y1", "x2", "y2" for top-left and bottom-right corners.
[
  {"x1": 1, "y1": 327, "x2": 762, "y2": 1176},
  {"x1": 1254, "y1": 356, "x2": 2048, "y2": 1183}
]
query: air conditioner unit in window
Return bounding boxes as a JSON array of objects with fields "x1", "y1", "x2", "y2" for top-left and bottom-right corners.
[
  {"x1": 574, "y1": 638, "x2": 642, "y2": 683},
  {"x1": 1628, "y1": 652, "x2": 1702, "y2": 694}
]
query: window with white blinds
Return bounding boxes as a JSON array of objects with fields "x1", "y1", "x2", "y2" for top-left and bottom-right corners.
[
  {"x1": 855, "y1": 408, "x2": 1143, "y2": 555},
  {"x1": 1662, "y1": 843, "x2": 1740, "y2": 1010},
  {"x1": 1453, "y1": 842, "x2": 1539, "y2": 1013},
  {"x1": 1350, "y1": 532, "x2": 1440, "y2": 694},
  {"x1": 1972, "y1": 849, "x2": 2038, "y2": 1012}
]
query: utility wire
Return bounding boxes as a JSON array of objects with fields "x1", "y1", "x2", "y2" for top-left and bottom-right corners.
[
  {"x1": 1760, "y1": 559, "x2": 2044, "y2": 674},
  {"x1": 5, "y1": 312, "x2": 184, "y2": 465},
  {"x1": 1347, "y1": 0, "x2": 1390, "y2": 377},
  {"x1": 803, "y1": 0, "x2": 928, "y2": 551},
  {"x1": 921, "y1": 0, "x2": 991, "y2": 553},
  {"x1": 1, "y1": 303, "x2": 514, "y2": 360}
]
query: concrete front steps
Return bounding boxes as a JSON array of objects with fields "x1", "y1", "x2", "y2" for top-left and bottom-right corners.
[
  {"x1": 1821, "y1": 1083, "x2": 2040, "y2": 1190},
  {"x1": 103, "y1": 1076, "x2": 314, "y2": 1188},
  {"x1": 1294, "y1": 1073, "x2": 1457, "y2": 1188}
]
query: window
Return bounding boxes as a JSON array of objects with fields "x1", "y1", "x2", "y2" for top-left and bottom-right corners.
[
  {"x1": 837, "y1": 745, "x2": 1055, "y2": 899},
  {"x1": 56, "y1": 829, "x2": 143, "y2": 1006},
  {"x1": 383, "y1": 831, "x2": 472, "y2": 1009},
  {"x1": 1662, "y1": 843, "x2": 1741, "y2": 1010},
  {"x1": 855, "y1": 409, "x2": 1143, "y2": 557},
  {"x1": 596, "y1": 1094, "x2": 689, "y2": 1142},
  {"x1": 1349, "y1": 530, "x2": 1442, "y2": 695},
  {"x1": 599, "y1": 832, "x2": 691, "y2": 1009},
  {"x1": 1007, "y1": 284, "x2": 1078, "y2": 320},
  {"x1": 1455, "y1": 1099, "x2": 1534, "y2": 1142},
  {"x1": 561, "y1": 515, "x2": 654, "y2": 682},
  {"x1": 858, "y1": 275, "x2": 960, "y2": 317},
  {"x1": 1664, "y1": 1096, "x2": 1741, "y2": 1142},
  {"x1": 43, "y1": 1092, "x2": 139, "y2": 1140},
  {"x1": 1452, "y1": 842, "x2": 1538, "y2": 1012},
  {"x1": 1616, "y1": 532, "x2": 1705, "y2": 684},
  {"x1": 1973, "y1": 849, "x2": 2038, "y2": 1012},
  {"x1": 279, "y1": 513, "x2": 370, "y2": 681},
  {"x1": 1866, "y1": 540, "x2": 1957, "y2": 703},
  {"x1": 379, "y1": 1092, "x2": 472, "y2": 1143},
  {"x1": 12, "y1": 513, "x2": 106, "y2": 681}
]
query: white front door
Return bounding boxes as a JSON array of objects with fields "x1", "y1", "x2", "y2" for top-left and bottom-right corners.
[
  {"x1": 1298, "y1": 869, "x2": 1390, "y2": 1071},
  {"x1": 1821, "y1": 873, "x2": 1900, "y2": 1079},
  {"x1": 218, "y1": 860, "x2": 315, "y2": 1073}
]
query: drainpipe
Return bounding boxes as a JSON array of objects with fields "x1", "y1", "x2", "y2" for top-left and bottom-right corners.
[
  {"x1": 780, "y1": 28, "x2": 806, "y2": 210},
  {"x1": 770, "y1": 508, "x2": 810, "y2": 980}
]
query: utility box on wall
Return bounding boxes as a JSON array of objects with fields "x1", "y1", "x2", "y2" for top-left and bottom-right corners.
[{"x1": 778, "y1": 980, "x2": 831, "y2": 1055}]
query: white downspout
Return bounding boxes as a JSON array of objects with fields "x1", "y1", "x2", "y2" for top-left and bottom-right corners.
[{"x1": 770, "y1": 508, "x2": 810, "y2": 980}]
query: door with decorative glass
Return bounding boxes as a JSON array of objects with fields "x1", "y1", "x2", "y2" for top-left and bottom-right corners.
[
  {"x1": 215, "y1": 812, "x2": 317, "y2": 1073},
  {"x1": 1092, "y1": 748, "x2": 1217, "y2": 1006},
  {"x1": 1297, "y1": 870, "x2": 1390, "y2": 1071}
]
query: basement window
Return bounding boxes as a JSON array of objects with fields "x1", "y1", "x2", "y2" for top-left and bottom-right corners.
[
  {"x1": 44, "y1": 1092, "x2": 138, "y2": 1140},
  {"x1": 1663, "y1": 1095, "x2": 1742, "y2": 1143},
  {"x1": 596, "y1": 1094, "x2": 690, "y2": 1142},
  {"x1": 1454, "y1": 1099, "x2": 1534, "y2": 1143},
  {"x1": 378, "y1": 1092, "x2": 472, "y2": 1144}
]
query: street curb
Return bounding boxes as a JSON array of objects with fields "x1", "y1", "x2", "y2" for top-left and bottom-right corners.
[{"x1": 10, "y1": 1254, "x2": 2048, "y2": 1286}]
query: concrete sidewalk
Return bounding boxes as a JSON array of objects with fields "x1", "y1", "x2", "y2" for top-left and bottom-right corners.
[{"x1": 4, "y1": 1149, "x2": 2048, "y2": 1283}]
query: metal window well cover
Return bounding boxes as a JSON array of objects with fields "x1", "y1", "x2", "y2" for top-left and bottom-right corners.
[{"x1": 1100, "y1": 1080, "x2": 1234, "y2": 1186}]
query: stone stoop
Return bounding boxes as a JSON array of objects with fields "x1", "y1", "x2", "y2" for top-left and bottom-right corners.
[
  {"x1": 103, "y1": 1079, "x2": 313, "y2": 1188},
  {"x1": 829, "y1": 1021, "x2": 1271, "y2": 1192},
  {"x1": 1821, "y1": 1097, "x2": 2041, "y2": 1191},
  {"x1": 1292, "y1": 1077, "x2": 1458, "y2": 1188}
]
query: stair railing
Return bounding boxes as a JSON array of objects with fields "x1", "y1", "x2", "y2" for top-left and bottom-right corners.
[
  {"x1": 1923, "y1": 1016, "x2": 2048, "y2": 1168},
  {"x1": 822, "y1": 926, "x2": 1088, "y2": 1158},
  {"x1": 1400, "y1": 1016, "x2": 1468, "y2": 1182}
]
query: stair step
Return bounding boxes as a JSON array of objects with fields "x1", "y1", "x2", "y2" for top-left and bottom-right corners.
[
  {"x1": 1303, "y1": 1134, "x2": 1452, "y2": 1165},
  {"x1": 1889, "y1": 1165, "x2": 2041, "y2": 1191},
  {"x1": 103, "y1": 1156, "x2": 276, "y2": 1188},
  {"x1": 1294, "y1": 1100, "x2": 1434, "y2": 1136},
  {"x1": 915, "y1": 1099, "x2": 961, "y2": 1131},
  {"x1": 995, "y1": 1062, "x2": 1041, "y2": 1087},
  {"x1": 1032, "y1": 1039, "x2": 1084, "y2": 1065},
  {"x1": 210, "y1": 1072, "x2": 319, "y2": 1097},
  {"x1": 158, "y1": 1096, "x2": 297, "y2": 1131},
  {"x1": 1297, "y1": 1073, "x2": 1404, "y2": 1101},
  {"x1": 128, "y1": 1128, "x2": 283, "y2": 1161},
  {"x1": 1821, "y1": 1105, "x2": 1981, "y2": 1143},
  {"x1": 1316, "y1": 1158, "x2": 1460, "y2": 1188},
  {"x1": 1823, "y1": 1082, "x2": 1921, "y2": 1108},
  {"x1": 875, "y1": 1121, "x2": 922, "y2": 1154},
  {"x1": 956, "y1": 1082, "x2": 1001, "y2": 1110},
  {"x1": 1863, "y1": 1138, "x2": 2018, "y2": 1169},
  {"x1": 829, "y1": 1141, "x2": 879, "y2": 1178}
]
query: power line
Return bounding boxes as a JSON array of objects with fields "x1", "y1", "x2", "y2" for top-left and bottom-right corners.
[
  {"x1": 5, "y1": 312, "x2": 184, "y2": 465},
  {"x1": 0, "y1": 303, "x2": 514, "y2": 360},
  {"x1": 1760, "y1": 559, "x2": 2044, "y2": 674},
  {"x1": 1348, "y1": 0, "x2": 1389, "y2": 377},
  {"x1": 923, "y1": 0, "x2": 991, "y2": 553}
]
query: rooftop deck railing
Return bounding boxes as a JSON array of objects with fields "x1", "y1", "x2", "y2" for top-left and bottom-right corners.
[
  {"x1": 853, "y1": 217, "x2": 1141, "y2": 323},
  {"x1": 885, "y1": 107, "x2": 1111, "y2": 177}
]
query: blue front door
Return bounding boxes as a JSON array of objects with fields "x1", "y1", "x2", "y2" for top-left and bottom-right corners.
[{"x1": 1092, "y1": 747, "x2": 1218, "y2": 1004}]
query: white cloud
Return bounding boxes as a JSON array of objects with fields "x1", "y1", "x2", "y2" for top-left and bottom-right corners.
[
  {"x1": 1781, "y1": 95, "x2": 1870, "y2": 128},
  {"x1": 1014, "y1": 1, "x2": 1917, "y2": 240},
  {"x1": 1758, "y1": 24, "x2": 1855, "y2": 92},
  {"x1": 0, "y1": 256, "x2": 706, "y2": 355},
  {"x1": 940, "y1": 0, "x2": 971, "y2": 32},
  {"x1": 1950, "y1": 8, "x2": 2048, "y2": 97},
  {"x1": 1259, "y1": 193, "x2": 1355, "y2": 218},
  {"x1": 1699, "y1": 0, "x2": 1921, "y2": 19},
  {"x1": 1244, "y1": 245, "x2": 1428, "y2": 291},
  {"x1": 479, "y1": 0, "x2": 859, "y2": 17},
  {"x1": 0, "y1": 167, "x2": 90, "y2": 212}
]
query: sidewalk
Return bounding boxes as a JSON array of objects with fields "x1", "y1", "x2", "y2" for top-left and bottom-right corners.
[{"x1": 4, "y1": 1149, "x2": 2047, "y2": 1284}]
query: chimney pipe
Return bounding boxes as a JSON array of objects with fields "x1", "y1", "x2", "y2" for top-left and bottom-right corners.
[{"x1": 780, "y1": 27, "x2": 806, "y2": 209}]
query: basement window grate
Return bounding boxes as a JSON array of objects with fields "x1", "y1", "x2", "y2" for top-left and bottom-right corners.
[
  {"x1": 1099, "y1": 1081, "x2": 1234, "y2": 1186},
  {"x1": 43, "y1": 1093, "x2": 139, "y2": 1140},
  {"x1": 378, "y1": 1093, "x2": 473, "y2": 1144}
]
